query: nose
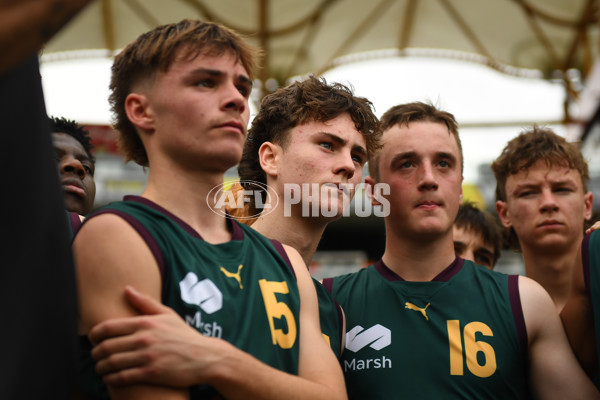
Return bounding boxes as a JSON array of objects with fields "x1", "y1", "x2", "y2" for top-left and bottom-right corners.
[
  {"x1": 59, "y1": 156, "x2": 86, "y2": 179},
  {"x1": 418, "y1": 162, "x2": 438, "y2": 191},
  {"x1": 333, "y1": 150, "x2": 357, "y2": 180},
  {"x1": 539, "y1": 188, "x2": 559, "y2": 213},
  {"x1": 222, "y1": 83, "x2": 247, "y2": 114}
]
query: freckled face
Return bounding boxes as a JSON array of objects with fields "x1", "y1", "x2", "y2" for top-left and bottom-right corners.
[
  {"x1": 274, "y1": 113, "x2": 367, "y2": 219},
  {"x1": 497, "y1": 161, "x2": 592, "y2": 253}
]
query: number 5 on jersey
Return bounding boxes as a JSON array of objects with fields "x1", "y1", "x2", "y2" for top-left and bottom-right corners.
[{"x1": 259, "y1": 279, "x2": 297, "y2": 349}]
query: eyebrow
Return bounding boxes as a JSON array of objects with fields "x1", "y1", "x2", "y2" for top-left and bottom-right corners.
[
  {"x1": 190, "y1": 67, "x2": 253, "y2": 87},
  {"x1": 389, "y1": 151, "x2": 457, "y2": 165},
  {"x1": 320, "y1": 132, "x2": 367, "y2": 158},
  {"x1": 477, "y1": 247, "x2": 494, "y2": 256},
  {"x1": 389, "y1": 151, "x2": 415, "y2": 167}
]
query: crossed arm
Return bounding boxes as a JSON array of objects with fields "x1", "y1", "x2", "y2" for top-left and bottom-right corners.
[{"x1": 74, "y1": 213, "x2": 347, "y2": 399}]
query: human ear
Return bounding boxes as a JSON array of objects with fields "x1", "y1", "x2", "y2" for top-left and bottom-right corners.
[
  {"x1": 496, "y1": 200, "x2": 512, "y2": 228},
  {"x1": 258, "y1": 142, "x2": 281, "y2": 178},
  {"x1": 584, "y1": 191, "x2": 594, "y2": 221},
  {"x1": 125, "y1": 93, "x2": 154, "y2": 132}
]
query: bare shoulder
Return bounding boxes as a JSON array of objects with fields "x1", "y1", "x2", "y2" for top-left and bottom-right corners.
[
  {"x1": 74, "y1": 212, "x2": 162, "y2": 333},
  {"x1": 517, "y1": 275, "x2": 558, "y2": 338},
  {"x1": 518, "y1": 275, "x2": 553, "y2": 304},
  {"x1": 280, "y1": 243, "x2": 311, "y2": 282}
]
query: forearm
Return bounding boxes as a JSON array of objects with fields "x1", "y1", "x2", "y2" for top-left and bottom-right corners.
[
  {"x1": 209, "y1": 340, "x2": 346, "y2": 400},
  {"x1": 0, "y1": 0, "x2": 92, "y2": 74}
]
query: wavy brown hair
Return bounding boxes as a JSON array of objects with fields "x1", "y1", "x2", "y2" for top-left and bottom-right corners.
[{"x1": 237, "y1": 75, "x2": 380, "y2": 217}]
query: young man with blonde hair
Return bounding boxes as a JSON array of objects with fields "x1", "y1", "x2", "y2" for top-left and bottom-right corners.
[{"x1": 323, "y1": 102, "x2": 598, "y2": 399}]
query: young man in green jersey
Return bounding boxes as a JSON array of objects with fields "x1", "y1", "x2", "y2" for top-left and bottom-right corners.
[
  {"x1": 79, "y1": 76, "x2": 379, "y2": 392},
  {"x1": 323, "y1": 102, "x2": 598, "y2": 399},
  {"x1": 73, "y1": 20, "x2": 346, "y2": 399},
  {"x1": 233, "y1": 75, "x2": 380, "y2": 356}
]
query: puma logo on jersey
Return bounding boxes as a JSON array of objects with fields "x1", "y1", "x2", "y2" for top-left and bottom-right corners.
[
  {"x1": 220, "y1": 264, "x2": 244, "y2": 289},
  {"x1": 405, "y1": 302, "x2": 430, "y2": 320}
]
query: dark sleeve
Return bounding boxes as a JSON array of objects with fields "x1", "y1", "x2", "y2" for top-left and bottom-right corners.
[{"x1": 0, "y1": 56, "x2": 78, "y2": 398}]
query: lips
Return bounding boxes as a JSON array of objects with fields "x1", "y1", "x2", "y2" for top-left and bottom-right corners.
[
  {"x1": 218, "y1": 120, "x2": 245, "y2": 135},
  {"x1": 323, "y1": 183, "x2": 352, "y2": 196},
  {"x1": 416, "y1": 200, "x2": 441, "y2": 209},
  {"x1": 538, "y1": 220, "x2": 563, "y2": 229},
  {"x1": 62, "y1": 180, "x2": 85, "y2": 198}
]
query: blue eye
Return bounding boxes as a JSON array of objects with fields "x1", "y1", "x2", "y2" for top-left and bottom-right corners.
[
  {"x1": 319, "y1": 142, "x2": 333, "y2": 150},
  {"x1": 352, "y1": 154, "x2": 364, "y2": 164}
]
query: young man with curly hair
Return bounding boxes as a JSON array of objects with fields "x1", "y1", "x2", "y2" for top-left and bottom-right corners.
[{"x1": 491, "y1": 126, "x2": 593, "y2": 311}]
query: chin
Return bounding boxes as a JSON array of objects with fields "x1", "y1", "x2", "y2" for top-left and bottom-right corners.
[{"x1": 318, "y1": 199, "x2": 350, "y2": 219}]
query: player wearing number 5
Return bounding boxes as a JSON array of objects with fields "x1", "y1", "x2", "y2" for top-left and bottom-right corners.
[
  {"x1": 323, "y1": 102, "x2": 598, "y2": 399},
  {"x1": 73, "y1": 20, "x2": 346, "y2": 399}
]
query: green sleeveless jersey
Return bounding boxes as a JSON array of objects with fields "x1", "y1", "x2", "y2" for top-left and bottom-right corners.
[
  {"x1": 314, "y1": 278, "x2": 344, "y2": 357},
  {"x1": 324, "y1": 258, "x2": 529, "y2": 399},
  {"x1": 78, "y1": 196, "x2": 301, "y2": 398},
  {"x1": 583, "y1": 230, "x2": 600, "y2": 387}
]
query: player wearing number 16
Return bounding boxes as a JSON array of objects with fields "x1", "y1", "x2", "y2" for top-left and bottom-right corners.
[{"x1": 323, "y1": 102, "x2": 599, "y2": 399}]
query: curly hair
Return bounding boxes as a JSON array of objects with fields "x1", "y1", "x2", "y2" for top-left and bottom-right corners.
[
  {"x1": 109, "y1": 19, "x2": 260, "y2": 166},
  {"x1": 491, "y1": 125, "x2": 589, "y2": 202},
  {"x1": 369, "y1": 101, "x2": 462, "y2": 181},
  {"x1": 48, "y1": 116, "x2": 95, "y2": 162},
  {"x1": 237, "y1": 75, "x2": 380, "y2": 217},
  {"x1": 491, "y1": 125, "x2": 589, "y2": 251}
]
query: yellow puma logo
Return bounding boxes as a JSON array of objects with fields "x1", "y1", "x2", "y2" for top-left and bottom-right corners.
[
  {"x1": 405, "y1": 302, "x2": 430, "y2": 320},
  {"x1": 220, "y1": 264, "x2": 244, "y2": 289}
]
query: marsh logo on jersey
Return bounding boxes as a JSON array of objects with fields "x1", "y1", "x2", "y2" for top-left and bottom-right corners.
[
  {"x1": 344, "y1": 324, "x2": 392, "y2": 371},
  {"x1": 179, "y1": 272, "x2": 223, "y2": 338},
  {"x1": 346, "y1": 324, "x2": 391, "y2": 352}
]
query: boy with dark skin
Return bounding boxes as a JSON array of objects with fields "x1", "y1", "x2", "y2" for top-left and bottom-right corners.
[{"x1": 50, "y1": 116, "x2": 96, "y2": 216}]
